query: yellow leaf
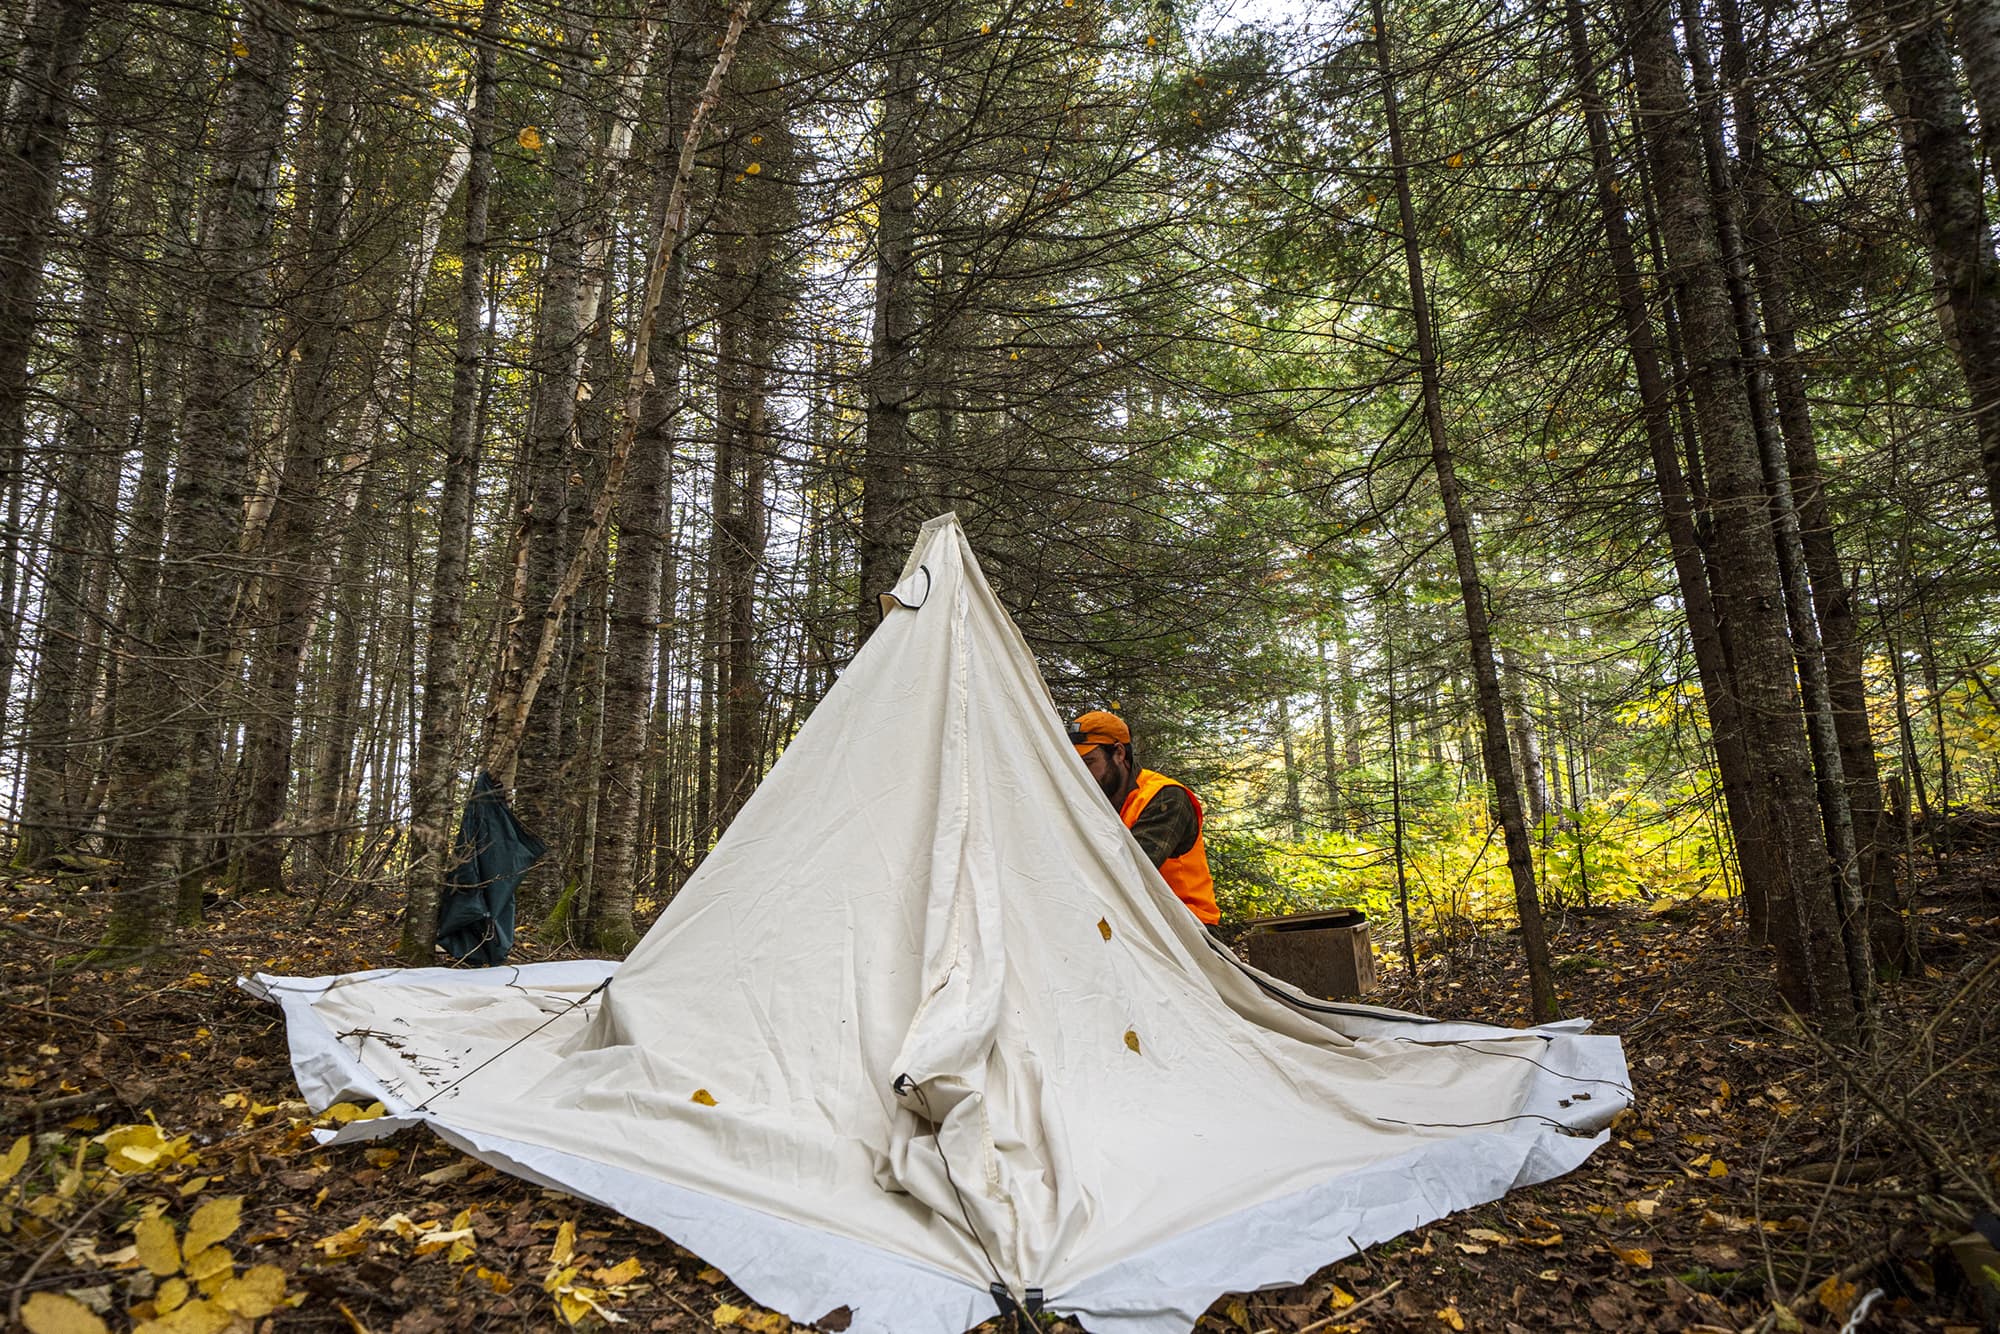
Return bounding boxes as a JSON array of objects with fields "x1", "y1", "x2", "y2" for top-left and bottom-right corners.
[
  {"x1": 1519, "y1": 1230, "x2": 1564, "y2": 1247},
  {"x1": 316, "y1": 1217, "x2": 373, "y2": 1257},
  {"x1": 364, "y1": 1148, "x2": 399, "y2": 1169},
  {"x1": 177, "y1": 1175, "x2": 209, "y2": 1197},
  {"x1": 230, "y1": 38, "x2": 249, "y2": 58},
  {"x1": 697, "y1": 1267, "x2": 725, "y2": 1284},
  {"x1": 691, "y1": 1089, "x2": 717, "y2": 1107},
  {"x1": 0, "y1": 1135, "x2": 28, "y2": 1185},
  {"x1": 183, "y1": 1243, "x2": 233, "y2": 1288},
  {"x1": 744, "y1": 1312, "x2": 790, "y2": 1333},
  {"x1": 20, "y1": 1292, "x2": 109, "y2": 1334},
  {"x1": 1709, "y1": 1158, "x2": 1729, "y2": 1178},
  {"x1": 744, "y1": 162, "x2": 761, "y2": 176},
  {"x1": 1466, "y1": 1227, "x2": 1510, "y2": 1244},
  {"x1": 1447, "y1": 152, "x2": 1464, "y2": 167},
  {"x1": 184, "y1": 1196, "x2": 243, "y2": 1254},
  {"x1": 1611, "y1": 1245, "x2": 1654, "y2": 1270},
  {"x1": 595, "y1": 1256, "x2": 644, "y2": 1286},
  {"x1": 1436, "y1": 1307, "x2": 1466, "y2": 1330},
  {"x1": 474, "y1": 1266, "x2": 513, "y2": 1294},
  {"x1": 135, "y1": 1214, "x2": 182, "y2": 1275},
  {"x1": 518, "y1": 126, "x2": 543, "y2": 151},
  {"x1": 1815, "y1": 1275, "x2": 1858, "y2": 1317},
  {"x1": 218, "y1": 1264, "x2": 287, "y2": 1318},
  {"x1": 551, "y1": 1220, "x2": 577, "y2": 1266},
  {"x1": 157, "y1": 1277, "x2": 191, "y2": 1313},
  {"x1": 1097, "y1": 918, "x2": 1112, "y2": 941},
  {"x1": 1225, "y1": 1298, "x2": 1250, "y2": 1329},
  {"x1": 714, "y1": 1303, "x2": 748, "y2": 1327},
  {"x1": 556, "y1": 1287, "x2": 602, "y2": 1325},
  {"x1": 1124, "y1": 1030, "x2": 1141, "y2": 1054}
]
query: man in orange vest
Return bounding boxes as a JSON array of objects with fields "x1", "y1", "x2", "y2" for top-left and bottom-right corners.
[{"x1": 1069, "y1": 710, "x2": 1220, "y2": 926}]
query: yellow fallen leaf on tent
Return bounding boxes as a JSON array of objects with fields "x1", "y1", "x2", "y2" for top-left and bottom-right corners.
[
  {"x1": 184, "y1": 1196, "x2": 242, "y2": 1254},
  {"x1": 691, "y1": 1089, "x2": 717, "y2": 1107},
  {"x1": 1610, "y1": 1245, "x2": 1654, "y2": 1270},
  {"x1": 1097, "y1": 918, "x2": 1112, "y2": 940},
  {"x1": 1124, "y1": 1030, "x2": 1141, "y2": 1054},
  {"x1": 218, "y1": 1264, "x2": 288, "y2": 1318},
  {"x1": 135, "y1": 1214, "x2": 182, "y2": 1275},
  {"x1": 20, "y1": 1291, "x2": 109, "y2": 1334}
]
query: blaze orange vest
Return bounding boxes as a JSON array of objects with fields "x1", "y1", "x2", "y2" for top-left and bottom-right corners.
[{"x1": 1120, "y1": 769, "x2": 1219, "y2": 925}]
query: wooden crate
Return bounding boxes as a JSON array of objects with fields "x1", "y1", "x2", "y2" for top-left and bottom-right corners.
[{"x1": 1243, "y1": 908, "x2": 1378, "y2": 999}]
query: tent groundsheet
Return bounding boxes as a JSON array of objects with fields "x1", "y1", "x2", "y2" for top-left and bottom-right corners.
[{"x1": 247, "y1": 513, "x2": 1631, "y2": 1334}]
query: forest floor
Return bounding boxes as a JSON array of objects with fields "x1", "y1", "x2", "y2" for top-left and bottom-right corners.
[{"x1": 3, "y1": 839, "x2": 1998, "y2": 1334}]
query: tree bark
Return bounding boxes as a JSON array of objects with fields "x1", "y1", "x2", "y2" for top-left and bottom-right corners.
[
  {"x1": 402, "y1": 0, "x2": 503, "y2": 960},
  {"x1": 1621, "y1": 0, "x2": 1856, "y2": 1033},
  {"x1": 234, "y1": 59, "x2": 356, "y2": 894},
  {"x1": 1371, "y1": 0, "x2": 1558, "y2": 1022},
  {"x1": 857, "y1": 10, "x2": 921, "y2": 636},
  {"x1": 101, "y1": 2, "x2": 293, "y2": 955},
  {"x1": 0, "y1": 0, "x2": 91, "y2": 726},
  {"x1": 16, "y1": 119, "x2": 114, "y2": 867}
]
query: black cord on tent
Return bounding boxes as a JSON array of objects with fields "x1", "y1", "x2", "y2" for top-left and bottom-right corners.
[
  {"x1": 891, "y1": 1074, "x2": 1041, "y2": 1322},
  {"x1": 404, "y1": 977, "x2": 610, "y2": 1114}
]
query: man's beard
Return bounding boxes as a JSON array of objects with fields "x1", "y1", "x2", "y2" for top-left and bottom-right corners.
[{"x1": 1097, "y1": 755, "x2": 1128, "y2": 804}]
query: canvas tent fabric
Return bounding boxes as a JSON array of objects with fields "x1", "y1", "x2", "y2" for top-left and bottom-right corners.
[
  {"x1": 246, "y1": 513, "x2": 1631, "y2": 1334},
  {"x1": 433, "y1": 770, "x2": 547, "y2": 967}
]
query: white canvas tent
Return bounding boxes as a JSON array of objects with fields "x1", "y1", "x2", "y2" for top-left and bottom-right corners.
[{"x1": 247, "y1": 514, "x2": 1630, "y2": 1334}]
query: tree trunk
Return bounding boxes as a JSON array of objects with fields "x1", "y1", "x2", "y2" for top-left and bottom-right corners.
[
  {"x1": 235, "y1": 61, "x2": 356, "y2": 894},
  {"x1": 857, "y1": 17, "x2": 921, "y2": 636},
  {"x1": 1371, "y1": 0, "x2": 1557, "y2": 1022},
  {"x1": 403, "y1": 0, "x2": 503, "y2": 960},
  {"x1": 0, "y1": 0, "x2": 91, "y2": 726},
  {"x1": 1716, "y1": 0, "x2": 1905, "y2": 972},
  {"x1": 1499, "y1": 643, "x2": 1548, "y2": 838},
  {"x1": 1858, "y1": 0, "x2": 2000, "y2": 544},
  {"x1": 587, "y1": 34, "x2": 689, "y2": 953},
  {"x1": 1621, "y1": 0, "x2": 1856, "y2": 1033},
  {"x1": 15, "y1": 118, "x2": 113, "y2": 867},
  {"x1": 101, "y1": 2, "x2": 293, "y2": 955}
]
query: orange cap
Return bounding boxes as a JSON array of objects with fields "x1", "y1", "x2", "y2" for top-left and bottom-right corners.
[{"x1": 1069, "y1": 709, "x2": 1131, "y2": 755}]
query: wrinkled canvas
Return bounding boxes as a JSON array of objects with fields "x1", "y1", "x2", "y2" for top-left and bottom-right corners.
[{"x1": 248, "y1": 514, "x2": 1630, "y2": 1334}]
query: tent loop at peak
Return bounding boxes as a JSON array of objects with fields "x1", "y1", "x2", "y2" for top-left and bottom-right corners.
[{"x1": 878, "y1": 562, "x2": 933, "y2": 615}]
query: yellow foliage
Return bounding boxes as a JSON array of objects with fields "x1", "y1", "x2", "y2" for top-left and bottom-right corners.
[{"x1": 21, "y1": 1292, "x2": 109, "y2": 1334}]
